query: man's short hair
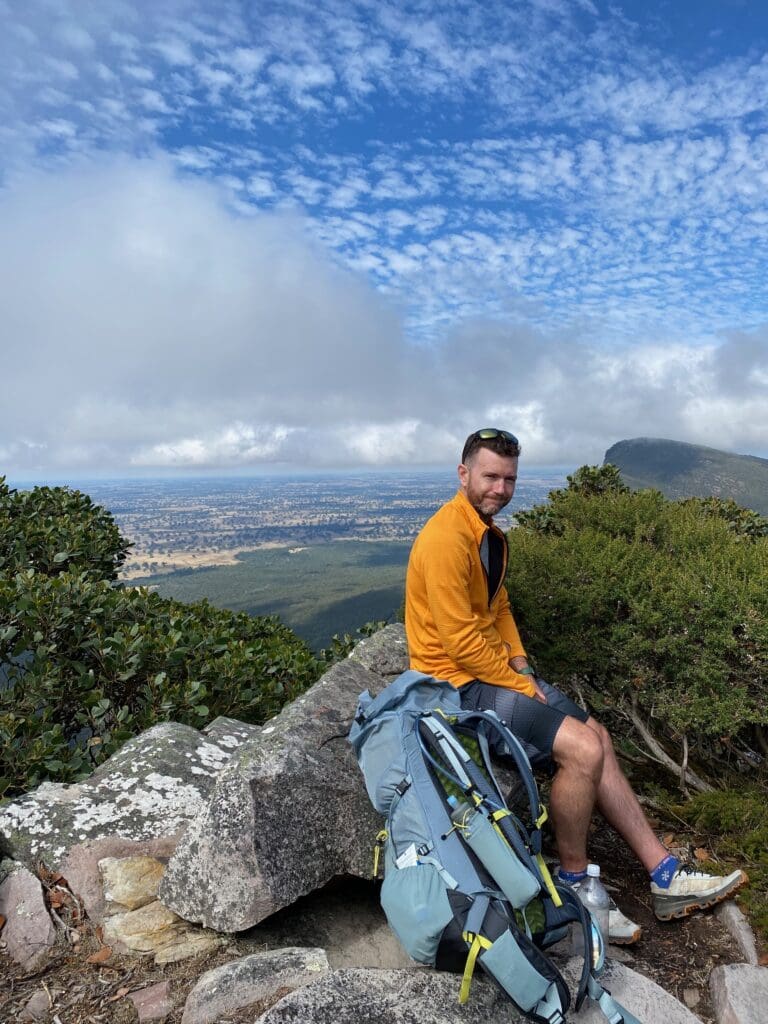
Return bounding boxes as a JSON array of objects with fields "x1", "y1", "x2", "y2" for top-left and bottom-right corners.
[{"x1": 462, "y1": 428, "x2": 521, "y2": 464}]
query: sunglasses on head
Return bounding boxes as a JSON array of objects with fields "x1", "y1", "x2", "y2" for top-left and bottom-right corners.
[{"x1": 474, "y1": 428, "x2": 519, "y2": 445}]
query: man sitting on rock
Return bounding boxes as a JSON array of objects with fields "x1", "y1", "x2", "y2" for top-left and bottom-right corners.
[{"x1": 404, "y1": 427, "x2": 747, "y2": 944}]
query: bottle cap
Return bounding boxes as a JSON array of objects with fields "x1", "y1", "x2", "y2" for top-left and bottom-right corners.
[{"x1": 587, "y1": 863, "x2": 600, "y2": 877}]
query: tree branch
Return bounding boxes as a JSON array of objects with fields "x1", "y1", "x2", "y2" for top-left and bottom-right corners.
[{"x1": 629, "y1": 698, "x2": 714, "y2": 794}]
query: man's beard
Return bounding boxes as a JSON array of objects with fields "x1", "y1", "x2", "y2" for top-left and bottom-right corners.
[{"x1": 471, "y1": 494, "x2": 510, "y2": 518}]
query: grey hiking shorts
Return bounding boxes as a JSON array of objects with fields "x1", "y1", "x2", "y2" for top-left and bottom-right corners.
[{"x1": 458, "y1": 677, "x2": 589, "y2": 767}]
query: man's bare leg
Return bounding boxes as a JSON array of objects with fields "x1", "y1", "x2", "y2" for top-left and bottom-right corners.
[
  {"x1": 548, "y1": 717, "x2": 604, "y2": 872},
  {"x1": 585, "y1": 718, "x2": 667, "y2": 872}
]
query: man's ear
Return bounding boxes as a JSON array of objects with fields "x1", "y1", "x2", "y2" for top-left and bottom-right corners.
[{"x1": 458, "y1": 462, "x2": 468, "y2": 488}]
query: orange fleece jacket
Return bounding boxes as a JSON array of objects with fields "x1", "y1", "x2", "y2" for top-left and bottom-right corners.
[{"x1": 405, "y1": 490, "x2": 535, "y2": 696}]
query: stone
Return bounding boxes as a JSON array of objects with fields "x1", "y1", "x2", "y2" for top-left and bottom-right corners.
[
  {"x1": 582, "y1": 960, "x2": 702, "y2": 1024},
  {"x1": 256, "y1": 967, "x2": 521, "y2": 1024},
  {"x1": 0, "y1": 718, "x2": 258, "y2": 872},
  {"x1": 0, "y1": 860, "x2": 57, "y2": 970},
  {"x1": 709, "y1": 962, "x2": 768, "y2": 1024},
  {"x1": 129, "y1": 980, "x2": 174, "y2": 1022},
  {"x1": 682, "y1": 987, "x2": 700, "y2": 1008},
  {"x1": 181, "y1": 947, "x2": 330, "y2": 1024},
  {"x1": 103, "y1": 898, "x2": 221, "y2": 963},
  {"x1": 99, "y1": 855, "x2": 165, "y2": 912},
  {"x1": 18, "y1": 990, "x2": 51, "y2": 1022},
  {"x1": 159, "y1": 659, "x2": 387, "y2": 932},
  {"x1": 154, "y1": 929, "x2": 222, "y2": 965},
  {"x1": 715, "y1": 901, "x2": 760, "y2": 965},
  {"x1": 61, "y1": 835, "x2": 178, "y2": 925},
  {"x1": 103, "y1": 899, "x2": 181, "y2": 952},
  {"x1": 255, "y1": 961, "x2": 702, "y2": 1024},
  {"x1": 349, "y1": 623, "x2": 409, "y2": 679}
]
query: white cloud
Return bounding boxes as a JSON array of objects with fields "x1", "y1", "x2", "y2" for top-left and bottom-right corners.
[
  {"x1": 1, "y1": 154, "x2": 766, "y2": 474},
  {"x1": 153, "y1": 38, "x2": 195, "y2": 66}
]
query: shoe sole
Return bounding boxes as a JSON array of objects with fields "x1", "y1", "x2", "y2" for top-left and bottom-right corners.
[
  {"x1": 609, "y1": 927, "x2": 642, "y2": 946},
  {"x1": 653, "y1": 871, "x2": 749, "y2": 921}
]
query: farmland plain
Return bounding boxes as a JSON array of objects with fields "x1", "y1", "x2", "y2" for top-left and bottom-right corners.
[{"x1": 36, "y1": 470, "x2": 567, "y2": 650}]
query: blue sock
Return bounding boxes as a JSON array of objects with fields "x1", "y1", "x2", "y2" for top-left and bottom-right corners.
[
  {"x1": 650, "y1": 855, "x2": 680, "y2": 889},
  {"x1": 557, "y1": 866, "x2": 588, "y2": 884}
]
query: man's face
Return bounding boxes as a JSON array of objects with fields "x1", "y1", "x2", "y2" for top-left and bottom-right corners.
[{"x1": 458, "y1": 448, "x2": 518, "y2": 520}]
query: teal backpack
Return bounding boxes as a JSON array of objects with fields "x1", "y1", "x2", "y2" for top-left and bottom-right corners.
[{"x1": 349, "y1": 670, "x2": 642, "y2": 1024}]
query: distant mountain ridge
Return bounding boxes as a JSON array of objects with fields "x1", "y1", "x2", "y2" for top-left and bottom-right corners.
[{"x1": 604, "y1": 437, "x2": 768, "y2": 514}]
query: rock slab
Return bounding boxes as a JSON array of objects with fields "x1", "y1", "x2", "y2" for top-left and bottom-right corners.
[
  {"x1": 0, "y1": 717, "x2": 259, "y2": 871},
  {"x1": 181, "y1": 947, "x2": 330, "y2": 1024},
  {"x1": 349, "y1": 623, "x2": 409, "y2": 679},
  {"x1": 100, "y1": 854, "x2": 165, "y2": 912},
  {"x1": 715, "y1": 901, "x2": 760, "y2": 965},
  {"x1": 159, "y1": 659, "x2": 386, "y2": 932},
  {"x1": 0, "y1": 860, "x2": 56, "y2": 970},
  {"x1": 709, "y1": 963, "x2": 768, "y2": 1024},
  {"x1": 254, "y1": 960, "x2": 703, "y2": 1024},
  {"x1": 129, "y1": 980, "x2": 174, "y2": 1022},
  {"x1": 103, "y1": 898, "x2": 222, "y2": 964}
]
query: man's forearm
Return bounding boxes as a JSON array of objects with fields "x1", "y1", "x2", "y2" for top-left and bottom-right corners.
[{"x1": 509, "y1": 654, "x2": 532, "y2": 673}]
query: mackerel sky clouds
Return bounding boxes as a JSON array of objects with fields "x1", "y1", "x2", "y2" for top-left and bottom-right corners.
[{"x1": 2, "y1": 0, "x2": 767, "y2": 473}]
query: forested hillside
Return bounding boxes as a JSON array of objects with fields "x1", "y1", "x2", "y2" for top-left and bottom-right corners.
[{"x1": 605, "y1": 437, "x2": 768, "y2": 513}]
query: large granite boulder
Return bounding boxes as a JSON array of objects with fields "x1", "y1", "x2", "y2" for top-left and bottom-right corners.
[
  {"x1": 253, "y1": 960, "x2": 703, "y2": 1024},
  {"x1": 349, "y1": 623, "x2": 409, "y2": 679},
  {"x1": 0, "y1": 718, "x2": 260, "y2": 871},
  {"x1": 159, "y1": 658, "x2": 386, "y2": 932}
]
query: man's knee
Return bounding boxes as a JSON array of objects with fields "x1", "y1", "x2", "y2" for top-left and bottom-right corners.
[
  {"x1": 552, "y1": 717, "x2": 604, "y2": 778},
  {"x1": 586, "y1": 717, "x2": 616, "y2": 758}
]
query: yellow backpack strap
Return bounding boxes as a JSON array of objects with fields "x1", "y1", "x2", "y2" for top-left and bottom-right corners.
[
  {"x1": 536, "y1": 854, "x2": 563, "y2": 907},
  {"x1": 459, "y1": 932, "x2": 492, "y2": 1003},
  {"x1": 372, "y1": 830, "x2": 387, "y2": 878}
]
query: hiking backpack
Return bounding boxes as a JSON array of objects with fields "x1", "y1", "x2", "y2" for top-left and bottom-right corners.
[{"x1": 349, "y1": 670, "x2": 641, "y2": 1024}]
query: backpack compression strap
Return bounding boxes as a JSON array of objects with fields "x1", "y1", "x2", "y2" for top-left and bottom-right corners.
[
  {"x1": 586, "y1": 975, "x2": 642, "y2": 1024},
  {"x1": 459, "y1": 897, "x2": 567, "y2": 1024}
]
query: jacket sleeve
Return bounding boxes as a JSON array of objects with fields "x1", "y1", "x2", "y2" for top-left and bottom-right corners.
[
  {"x1": 494, "y1": 585, "x2": 527, "y2": 659},
  {"x1": 419, "y1": 530, "x2": 536, "y2": 696}
]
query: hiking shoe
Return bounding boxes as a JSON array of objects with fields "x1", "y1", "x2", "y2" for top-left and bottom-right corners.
[
  {"x1": 605, "y1": 898, "x2": 642, "y2": 945},
  {"x1": 555, "y1": 871, "x2": 642, "y2": 945},
  {"x1": 651, "y1": 866, "x2": 748, "y2": 921}
]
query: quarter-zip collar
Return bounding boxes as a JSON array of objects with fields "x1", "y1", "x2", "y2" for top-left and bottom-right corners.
[{"x1": 452, "y1": 490, "x2": 508, "y2": 604}]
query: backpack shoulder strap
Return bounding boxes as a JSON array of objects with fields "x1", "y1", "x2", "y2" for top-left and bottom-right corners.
[{"x1": 454, "y1": 709, "x2": 544, "y2": 830}]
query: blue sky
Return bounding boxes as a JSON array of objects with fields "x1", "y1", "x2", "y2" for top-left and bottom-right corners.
[{"x1": 1, "y1": 0, "x2": 767, "y2": 474}]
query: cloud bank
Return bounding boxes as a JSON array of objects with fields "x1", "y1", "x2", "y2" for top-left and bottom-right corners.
[{"x1": 2, "y1": 157, "x2": 766, "y2": 473}]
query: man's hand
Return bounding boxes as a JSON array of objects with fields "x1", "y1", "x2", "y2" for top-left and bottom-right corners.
[
  {"x1": 531, "y1": 679, "x2": 548, "y2": 703},
  {"x1": 509, "y1": 657, "x2": 548, "y2": 702}
]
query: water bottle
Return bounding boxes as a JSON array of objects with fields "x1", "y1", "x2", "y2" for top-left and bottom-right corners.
[
  {"x1": 447, "y1": 794, "x2": 474, "y2": 827},
  {"x1": 579, "y1": 863, "x2": 610, "y2": 950}
]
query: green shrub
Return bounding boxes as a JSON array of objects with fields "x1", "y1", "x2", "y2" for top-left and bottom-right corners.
[
  {"x1": 0, "y1": 477, "x2": 130, "y2": 580},
  {"x1": 0, "y1": 479, "x2": 323, "y2": 799},
  {"x1": 0, "y1": 570, "x2": 321, "y2": 798},
  {"x1": 507, "y1": 466, "x2": 768, "y2": 759}
]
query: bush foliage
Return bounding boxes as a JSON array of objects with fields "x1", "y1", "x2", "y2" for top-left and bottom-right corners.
[
  {"x1": 0, "y1": 478, "x2": 321, "y2": 799},
  {"x1": 0, "y1": 477, "x2": 131, "y2": 581},
  {"x1": 508, "y1": 465, "x2": 768, "y2": 779}
]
